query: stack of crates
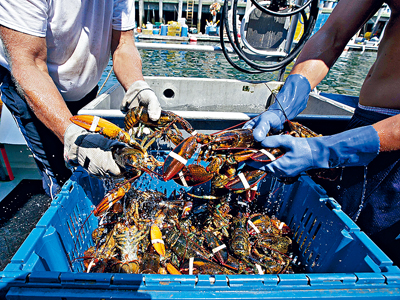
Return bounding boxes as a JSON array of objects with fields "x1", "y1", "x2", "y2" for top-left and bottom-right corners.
[
  {"x1": 167, "y1": 21, "x2": 181, "y2": 36},
  {"x1": 142, "y1": 28, "x2": 153, "y2": 35}
]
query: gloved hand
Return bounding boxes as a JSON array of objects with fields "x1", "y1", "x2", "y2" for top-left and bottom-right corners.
[
  {"x1": 63, "y1": 123, "x2": 123, "y2": 177},
  {"x1": 243, "y1": 74, "x2": 311, "y2": 142},
  {"x1": 246, "y1": 125, "x2": 380, "y2": 177},
  {"x1": 120, "y1": 80, "x2": 161, "y2": 121}
]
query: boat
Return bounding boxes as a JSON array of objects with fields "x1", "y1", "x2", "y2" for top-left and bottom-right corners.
[{"x1": 80, "y1": 76, "x2": 354, "y2": 134}]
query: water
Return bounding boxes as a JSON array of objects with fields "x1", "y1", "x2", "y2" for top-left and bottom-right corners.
[
  {"x1": 353, "y1": 166, "x2": 368, "y2": 222},
  {"x1": 99, "y1": 40, "x2": 377, "y2": 98}
]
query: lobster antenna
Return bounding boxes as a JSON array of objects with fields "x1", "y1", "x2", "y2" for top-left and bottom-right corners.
[{"x1": 264, "y1": 82, "x2": 289, "y2": 121}]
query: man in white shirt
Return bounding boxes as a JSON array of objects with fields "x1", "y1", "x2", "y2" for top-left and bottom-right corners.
[{"x1": 0, "y1": 1, "x2": 161, "y2": 197}]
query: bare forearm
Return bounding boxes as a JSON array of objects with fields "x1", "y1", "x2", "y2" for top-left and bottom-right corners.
[
  {"x1": 290, "y1": 30, "x2": 345, "y2": 89},
  {"x1": 13, "y1": 63, "x2": 72, "y2": 142},
  {"x1": 289, "y1": 0, "x2": 382, "y2": 89},
  {"x1": 373, "y1": 115, "x2": 400, "y2": 152},
  {"x1": 112, "y1": 30, "x2": 144, "y2": 91},
  {"x1": 1, "y1": 26, "x2": 72, "y2": 142}
]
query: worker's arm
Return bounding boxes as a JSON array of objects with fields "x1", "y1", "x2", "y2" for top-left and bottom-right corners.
[
  {"x1": 246, "y1": 113, "x2": 400, "y2": 178},
  {"x1": 111, "y1": 29, "x2": 144, "y2": 90},
  {"x1": 245, "y1": 0, "x2": 384, "y2": 140},
  {"x1": 0, "y1": 25, "x2": 72, "y2": 141},
  {"x1": 373, "y1": 114, "x2": 400, "y2": 152},
  {"x1": 291, "y1": 0, "x2": 384, "y2": 88},
  {"x1": 112, "y1": 29, "x2": 161, "y2": 120},
  {"x1": 0, "y1": 25, "x2": 122, "y2": 177},
  {"x1": 291, "y1": 0, "x2": 400, "y2": 153}
]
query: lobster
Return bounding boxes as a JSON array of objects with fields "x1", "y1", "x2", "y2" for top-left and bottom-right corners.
[
  {"x1": 162, "y1": 120, "x2": 320, "y2": 199},
  {"x1": 70, "y1": 107, "x2": 196, "y2": 216},
  {"x1": 162, "y1": 129, "x2": 269, "y2": 197},
  {"x1": 124, "y1": 106, "x2": 197, "y2": 146}
]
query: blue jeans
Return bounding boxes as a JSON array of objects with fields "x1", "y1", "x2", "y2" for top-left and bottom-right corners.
[
  {"x1": 315, "y1": 105, "x2": 400, "y2": 266},
  {"x1": 0, "y1": 67, "x2": 98, "y2": 198}
]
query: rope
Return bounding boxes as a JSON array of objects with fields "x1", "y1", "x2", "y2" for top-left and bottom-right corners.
[{"x1": 97, "y1": 66, "x2": 114, "y2": 96}]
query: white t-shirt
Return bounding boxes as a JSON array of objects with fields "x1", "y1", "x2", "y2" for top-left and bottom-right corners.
[{"x1": 0, "y1": 0, "x2": 135, "y2": 101}]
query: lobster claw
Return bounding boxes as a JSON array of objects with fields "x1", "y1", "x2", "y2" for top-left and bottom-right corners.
[
  {"x1": 70, "y1": 115, "x2": 131, "y2": 145},
  {"x1": 151, "y1": 224, "x2": 166, "y2": 257},
  {"x1": 224, "y1": 170, "x2": 266, "y2": 191},
  {"x1": 166, "y1": 262, "x2": 182, "y2": 275},
  {"x1": 163, "y1": 136, "x2": 198, "y2": 181},
  {"x1": 173, "y1": 165, "x2": 214, "y2": 187},
  {"x1": 251, "y1": 148, "x2": 285, "y2": 163},
  {"x1": 93, "y1": 181, "x2": 132, "y2": 216}
]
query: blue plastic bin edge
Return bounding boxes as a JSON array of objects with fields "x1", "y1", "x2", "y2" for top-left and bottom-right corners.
[{"x1": 2, "y1": 169, "x2": 400, "y2": 299}]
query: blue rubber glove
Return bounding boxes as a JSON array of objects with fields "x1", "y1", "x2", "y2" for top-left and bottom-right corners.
[
  {"x1": 243, "y1": 74, "x2": 311, "y2": 141},
  {"x1": 246, "y1": 126, "x2": 380, "y2": 177}
]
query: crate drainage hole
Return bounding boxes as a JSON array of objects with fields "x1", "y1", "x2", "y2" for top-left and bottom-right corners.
[{"x1": 163, "y1": 88, "x2": 175, "y2": 98}]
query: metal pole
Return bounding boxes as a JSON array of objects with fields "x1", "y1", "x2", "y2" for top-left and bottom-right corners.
[
  {"x1": 159, "y1": 0, "x2": 163, "y2": 23},
  {"x1": 178, "y1": 0, "x2": 183, "y2": 20},
  {"x1": 132, "y1": 0, "x2": 136, "y2": 28},
  {"x1": 139, "y1": 0, "x2": 144, "y2": 27},
  {"x1": 378, "y1": 19, "x2": 388, "y2": 42},
  {"x1": 197, "y1": 0, "x2": 203, "y2": 33},
  {"x1": 278, "y1": 0, "x2": 304, "y2": 81},
  {"x1": 371, "y1": 6, "x2": 384, "y2": 36}
]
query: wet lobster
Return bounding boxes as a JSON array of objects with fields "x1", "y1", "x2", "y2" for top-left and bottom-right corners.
[
  {"x1": 162, "y1": 120, "x2": 321, "y2": 199},
  {"x1": 81, "y1": 179, "x2": 299, "y2": 275},
  {"x1": 83, "y1": 187, "x2": 183, "y2": 274},
  {"x1": 70, "y1": 107, "x2": 197, "y2": 216}
]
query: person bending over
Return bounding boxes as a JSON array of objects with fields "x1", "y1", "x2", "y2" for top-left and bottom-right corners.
[
  {"x1": 0, "y1": 1, "x2": 161, "y2": 198},
  {"x1": 244, "y1": 0, "x2": 400, "y2": 265}
]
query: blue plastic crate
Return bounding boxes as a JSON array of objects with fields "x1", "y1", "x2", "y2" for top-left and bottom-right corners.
[{"x1": 1, "y1": 166, "x2": 400, "y2": 299}]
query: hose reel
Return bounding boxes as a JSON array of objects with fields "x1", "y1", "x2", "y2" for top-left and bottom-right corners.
[{"x1": 220, "y1": 0, "x2": 320, "y2": 74}]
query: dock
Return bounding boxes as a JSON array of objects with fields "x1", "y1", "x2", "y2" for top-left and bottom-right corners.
[
  {"x1": 345, "y1": 42, "x2": 379, "y2": 52},
  {"x1": 137, "y1": 33, "x2": 224, "y2": 42}
]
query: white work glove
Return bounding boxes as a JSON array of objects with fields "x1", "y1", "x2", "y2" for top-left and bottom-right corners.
[
  {"x1": 120, "y1": 80, "x2": 161, "y2": 121},
  {"x1": 64, "y1": 124, "x2": 123, "y2": 177}
]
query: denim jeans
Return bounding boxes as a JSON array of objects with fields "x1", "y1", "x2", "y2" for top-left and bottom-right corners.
[
  {"x1": 315, "y1": 105, "x2": 400, "y2": 266},
  {"x1": 0, "y1": 66, "x2": 98, "y2": 198}
]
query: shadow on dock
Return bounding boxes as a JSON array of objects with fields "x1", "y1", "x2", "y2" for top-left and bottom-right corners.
[{"x1": 0, "y1": 179, "x2": 51, "y2": 271}]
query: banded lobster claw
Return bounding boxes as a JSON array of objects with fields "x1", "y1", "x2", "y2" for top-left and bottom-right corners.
[
  {"x1": 224, "y1": 169, "x2": 266, "y2": 190},
  {"x1": 71, "y1": 115, "x2": 131, "y2": 145},
  {"x1": 93, "y1": 180, "x2": 133, "y2": 217},
  {"x1": 172, "y1": 164, "x2": 213, "y2": 187},
  {"x1": 250, "y1": 148, "x2": 285, "y2": 163},
  {"x1": 150, "y1": 224, "x2": 182, "y2": 275},
  {"x1": 163, "y1": 135, "x2": 198, "y2": 181},
  {"x1": 150, "y1": 224, "x2": 166, "y2": 257}
]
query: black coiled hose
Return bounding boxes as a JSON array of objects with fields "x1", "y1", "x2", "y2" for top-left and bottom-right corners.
[{"x1": 220, "y1": 0, "x2": 319, "y2": 74}]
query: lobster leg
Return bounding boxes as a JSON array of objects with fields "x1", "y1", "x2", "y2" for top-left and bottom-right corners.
[{"x1": 93, "y1": 180, "x2": 132, "y2": 217}]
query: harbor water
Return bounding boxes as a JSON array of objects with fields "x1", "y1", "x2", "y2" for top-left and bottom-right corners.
[{"x1": 99, "y1": 40, "x2": 378, "y2": 98}]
